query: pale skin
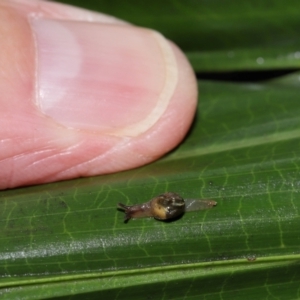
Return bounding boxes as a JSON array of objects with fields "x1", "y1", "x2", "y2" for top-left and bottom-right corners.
[{"x1": 0, "y1": 0, "x2": 197, "y2": 190}]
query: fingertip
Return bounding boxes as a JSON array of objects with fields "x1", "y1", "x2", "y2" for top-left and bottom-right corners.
[{"x1": 0, "y1": 0, "x2": 198, "y2": 189}]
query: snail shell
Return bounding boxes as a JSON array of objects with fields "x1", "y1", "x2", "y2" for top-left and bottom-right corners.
[
  {"x1": 118, "y1": 192, "x2": 185, "y2": 222},
  {"x1": 118, "y1": 192, "x2": 217, "y2": 222}
]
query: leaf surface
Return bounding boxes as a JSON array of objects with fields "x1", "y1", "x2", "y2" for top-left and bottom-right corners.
[
  {"x1": 1, "y1": 74, "x2": 300, "y2": 298},
  {"x1": 57, "y1": 0, "x2": 300, "y2": 71},
  {"x1": 2, "y1": 0, "x2": 300, "y2": 298}
]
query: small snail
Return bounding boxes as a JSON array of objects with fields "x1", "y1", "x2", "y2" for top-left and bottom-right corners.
[{"x1": 118, "y1": 192, "x2": 217, "y2": 222}]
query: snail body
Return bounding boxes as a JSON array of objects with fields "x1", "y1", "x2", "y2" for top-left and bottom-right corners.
[
  {"x1": 118, "y1": 192, "x2": 185, "y2": 222},
  {"x1": 118, "y1": 192, "x2": 216, "y2": 222}
]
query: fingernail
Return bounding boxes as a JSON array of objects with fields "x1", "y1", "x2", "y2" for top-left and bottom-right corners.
[{"x1": 30, "y1": 18, "x2": 178, "y2": 136}]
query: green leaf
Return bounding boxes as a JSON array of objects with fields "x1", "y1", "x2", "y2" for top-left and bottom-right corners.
[
  {"x1": 2, "y1": 0, "x2": 300, "y2": 298},
  {"x1": 56, "y1": 0, "x2": 300, "y2": 71},
  {"x1": 1, "y1": 74, "x2": 300, "y2": 299}
]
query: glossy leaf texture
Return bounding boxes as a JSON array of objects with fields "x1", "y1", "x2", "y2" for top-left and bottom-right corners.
[
  {"x1": 57, "y1": 0, "x2": 300, "y2": 71},
  {"x1": 1, "y1": 73, "x2": 300, "y2": 299}
]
